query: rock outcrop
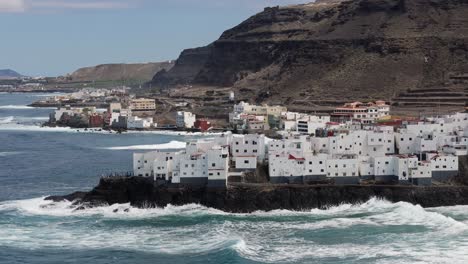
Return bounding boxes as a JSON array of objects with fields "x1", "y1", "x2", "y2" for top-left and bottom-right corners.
[
  {"x1": 47, "y1": 177, "x2": 468, "y2": 213},
  {"x1": 69, "y1": 61, "x2": 174, "y2": 82},
  {"x1": 151, "y1": 0, "x2": 468, "y2": 103}
]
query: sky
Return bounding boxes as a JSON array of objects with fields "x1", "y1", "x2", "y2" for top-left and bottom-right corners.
[{"x1": 0, "y1": 0, "x2": 309, "y2": 77}]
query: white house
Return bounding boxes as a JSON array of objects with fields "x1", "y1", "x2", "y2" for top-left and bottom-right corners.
[
  {"x1": 176, "y1": 111, "x2": 196, "y2": 129},
  {"x1": 326, "y1": 154, "x2": 360, "y2": 184},
  {"x1": 231, "y1": 134, "x2": 266, "y2": 162},
  {"x1": 127, "y1": 116, "x2": 154, "y2": 129}
]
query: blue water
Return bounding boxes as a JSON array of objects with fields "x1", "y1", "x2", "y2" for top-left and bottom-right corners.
[{"x1": 0, "y1": 93, "x2": 467, "y2": 264}]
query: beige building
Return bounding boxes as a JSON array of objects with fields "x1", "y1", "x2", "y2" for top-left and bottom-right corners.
[{"x1": 130, "y1": 98, "x2": 156, "y2": 111}]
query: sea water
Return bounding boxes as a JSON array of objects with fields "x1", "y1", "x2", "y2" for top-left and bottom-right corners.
[{"x1": 0, "y1": 93, "x2": 467, "y2": 264}]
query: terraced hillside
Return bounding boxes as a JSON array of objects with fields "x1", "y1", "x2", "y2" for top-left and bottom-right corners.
[{"x1": 151, "y1": 0, "x2": 468, "y2": 112}]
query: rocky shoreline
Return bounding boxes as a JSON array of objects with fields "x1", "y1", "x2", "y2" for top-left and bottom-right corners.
[{"x1": 46, "y1": 176, "x2": 468, "y2": 213}]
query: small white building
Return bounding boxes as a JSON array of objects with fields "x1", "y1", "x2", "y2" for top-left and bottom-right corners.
[
  {"x1": 127, "y1": 116, "x2": 154, "y2": 129},
  {"x1": 176, "y1": 111, "x2": 196, "y2": 129},
  {"x1": 231, "y1": 134, "x2": 266, "y2": 162},
  {"x1": 326, "y1": 154, "x2": 360, "y2": 184}
]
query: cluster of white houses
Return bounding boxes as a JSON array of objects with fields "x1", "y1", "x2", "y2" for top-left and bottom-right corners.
[
  {"x1": 51, "y1": 99, "x2": 157, "y2": 129},
  {"x1": 229, "y1": 101, "x2": 390, "y2": 133},
  {"x1": 134, "y1": 107, "x2": 468, "y2": 187}
]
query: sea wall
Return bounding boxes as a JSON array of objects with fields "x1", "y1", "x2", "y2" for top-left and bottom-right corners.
[{"x1": 47, "y1": 176, "x2": 468, "y2": 213}]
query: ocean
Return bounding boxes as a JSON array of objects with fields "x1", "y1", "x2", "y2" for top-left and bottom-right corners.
[{"x1": 0, "y1": 93, "x2": 467, "y2": 264}]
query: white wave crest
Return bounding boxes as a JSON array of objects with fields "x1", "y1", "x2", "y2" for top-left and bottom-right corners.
[
  {"x1": 0, "y1": 197, "x2": 467, "y2": 263},
  {"x1": 0, "y1": 151, "x2": 22, "y2": 157},
  {"x1": 0, "y1": 116, "x2": 14, "y2": 124},
  {"x1": 105, "y1": 141, "x2": 187, "y2": 150},
  {"x1": 0, "y1": 105, "x2": 34, "y2": 109},
  {"x1": 0, "y1": 124, "x2": 112, "y2": 133}
]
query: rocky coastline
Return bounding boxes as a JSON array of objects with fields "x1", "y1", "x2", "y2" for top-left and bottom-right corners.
[
  {"x1": 46, "y1": 156, "x2": 468, "y2": 213},
  {"x1": 45, "y1": 177, "x2": 468, "y2": 213}
]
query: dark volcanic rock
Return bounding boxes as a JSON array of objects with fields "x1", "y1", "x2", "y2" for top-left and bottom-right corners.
[
  {"x1": 151, "y1": 0, "x2": 468, "y2": 102},
  {"x1": 45, "y1": 191, "x2": 87, "y2": 202},
  {"x1": 48, "y1": 176, "x2": 468, "y2": 213}
]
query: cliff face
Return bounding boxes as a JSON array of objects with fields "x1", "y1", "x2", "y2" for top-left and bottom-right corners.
[
  {"x1": 47, "y1": 176, "x2": 468, "y2": 213},
  {"x1": 70, "y1": 62, "x2": 174, "y2": 82},
  {"x1": 152, "y1": 0, "x2": 468, "y2": 102}
]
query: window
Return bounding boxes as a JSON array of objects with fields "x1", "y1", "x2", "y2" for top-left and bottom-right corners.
[
  {"x1": 309, "y1": 161, "x2": 312, "y2": 165},
  {"x1": 253, "y1": 149, "x2": 258, "y2": 153},
  {"x1": 319, "y1": 161, "x2": 323, "y2": 164},
  {"x1": 385, "y1": 161, "x2": 389, "y2": 165},
  {"x1": 244, "y1": 160, "x2": 249, "y2": 164},
  {"x1": 236, "y1": 150, "x2": 239, "y2": 153},
  {"x1": 321, "y1": 169, "x2": 324, "y2": 172},
  {"x1": 244, "y1": 150, "x2": 247, "y2": 153},
  {"x1": 144, "y1": 160, "x2": 147, "y2": 163},
  {"x1": 212, "y1": 163, "x2": 216, "y2": 167}
]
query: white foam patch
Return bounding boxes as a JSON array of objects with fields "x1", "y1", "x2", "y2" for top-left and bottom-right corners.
[
  {"x1": 0, "y1": 116, "x2": 14, "y2": 124},
  {"x1": 0, "y1": 124, "x2": 113, "y2": 133},
  {"x1": 0, "y1": 105, "x2": 34, "y2": 109},
  {"x1": 105, "y1": 141, "x2": 187, "y2": 150},
  {"x1": 0, "y1": 151, "x2": 22, "y2": 157},
  {"x1": 0, "y1": 123, "x2": 220, "y2": 136}
]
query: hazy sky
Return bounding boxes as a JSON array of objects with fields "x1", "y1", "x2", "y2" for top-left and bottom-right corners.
[{"x1": 0, "y1": 0, "x2": 309, "y2": 76}]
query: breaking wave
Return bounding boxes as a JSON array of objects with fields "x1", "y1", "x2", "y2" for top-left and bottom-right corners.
[
  {"x1": 0, "y1": 116, "x2": 14, "y2": 124},
  {"x1": 0, "y1": 197, "x2": 467, "y2": 263},
  {"x1": 104, "y1": 141, "x2": 187, "y2": 150},
  {"x1": 0, "y1": 105, "x2": 34, "y2": 109},
  {"x1": 0, "y1": 151, "x2": 22, "y2": 157}
]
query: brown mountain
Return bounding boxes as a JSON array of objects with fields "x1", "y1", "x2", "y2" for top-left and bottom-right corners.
[
  {"x1": 70, "y1": 62, "x2": 174, "y2": 82},
  {"x1": 151, "y1": 0, "x2": 468, "y2": 106}
]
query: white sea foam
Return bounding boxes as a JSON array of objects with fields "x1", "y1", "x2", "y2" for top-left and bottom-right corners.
[
  {"x1": 0, "y1": 105, "x2": 34, "y2": 109},
  {"x1": 105, "y1": 141, "x2": 188, "y2": 150},
  {"x1": 0, "y1": 123, "x2": 219, "y2": 136},
  {"x1": 0, "y1": 151, "x2": 22, "y2": 157},
  {"x1": 0, "y1": 116, "x2": 14, "y2": 124},
  {"x1": 0, "y1": 197, "x2": 467, "y2": 263},
  {"x1": 0, "y1": 124, "x2": 113, "y2": 133},
  {"x1": 0, "y1": 116, "x2": 49, "y2": 125}
]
